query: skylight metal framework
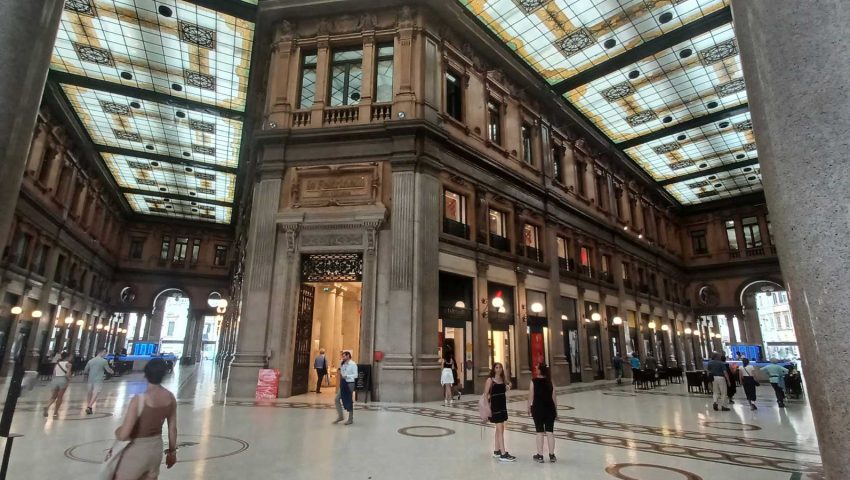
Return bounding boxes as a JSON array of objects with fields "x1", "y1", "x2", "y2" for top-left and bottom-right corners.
[
  {"x1": 460, "y1": 0, "x2": 761, "y2": 206},
  {"x1": 50, "y1": 0, "x2": 255, "y2": 223}
]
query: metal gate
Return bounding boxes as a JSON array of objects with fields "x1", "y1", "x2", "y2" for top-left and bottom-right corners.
[{"x1": 291, "y1": 284, "x2": 315, "y2": 396}]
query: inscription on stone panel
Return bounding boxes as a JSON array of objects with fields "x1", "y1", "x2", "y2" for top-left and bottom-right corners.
[{"x1": 292, "y1": 163, "x2": 380, "y2": 208}]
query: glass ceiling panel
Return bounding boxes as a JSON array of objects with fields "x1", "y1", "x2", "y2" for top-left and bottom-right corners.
[
  {"x1": 566, "y1": 22, "x2": 744, "y2": 143},
  {"x1": 625, "y1": 111, "x2": 754, "y2": 180},
  {"x1": 664, "y1": 163, "x2": 761, "y2": 205},
  {"x1": 461, "y1": 0, "x2": 727, "y2": 84},
  {"x1": 125, "y1": 193, "x2": 232, "y2": 223},
  {"x1": 103, "y1": 153, "x2": 236, "y2": 203},
  {"x1": 62, "y1": 84, "x2": 242, "y2": 168},
  {"x1": 54, "y1": 0, "x2": 254, "y2": 111}
]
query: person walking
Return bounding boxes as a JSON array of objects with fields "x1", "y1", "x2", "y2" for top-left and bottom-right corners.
[
  {"x1": 485, "y1": 362, "x2": 515, "y2": 462},
  {"x1": 44, "y1": 351, "x2": 71, "y2": 418},
  {"x1": 629, "y1": 354, "x2": 641, "y2": 385},
  {"x1": 722, "y1": 355, "x2": 737, "y2": 404},
  {"x1": 84, "y1": 348, "x2": 114, "y2": 414},
  {"x1": 738, "y1": 357, "x2": 759, "y2": 410},
  {"x1": 314, "y1": 349, "x2": 328, "y2": 394},
  {"x1": 612, "y1": 355, "x2": 624, "y2": 385},
  {"x1": 706, "y1": 352, "x2": 731, "y2": 411},
  {"x1": 527, "y1": 363, "x2": 557, "y2": 463},
  {"x1": 761, "y1": 359, "x2": 789, "y2": 408},
  {"x1": 111, "y1": 358, "x2": 178, "y2": 479},
  {"x1": 333, "y1": 351, "x2": 357, "y2": 425},
  {"x1": 440, "y1": 351, "x2": 456, "y2": 406}
]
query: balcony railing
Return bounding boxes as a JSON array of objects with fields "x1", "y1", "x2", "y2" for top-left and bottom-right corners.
[
  {"x1": 580, "y1": 265, "x2": 594, "y2": 279},
  {"x1": 292, "y1": 110, "x2": 311, "y2": 127},
  {"x1": 745, "y1": 246, "x2": 765, "y2": 257},
  {"x1": 323, "y1": 106, "x2": 359, "y2": 125},
  {"x1": 599, "y1": 271, "x2": 614, "y2": 284},
  {"x1": 371, "y1": 103, "x2": 392, "y2": 121},
  {"x1": 558, "y1": 257, "x2": 575, "y2": 272},
  {"x1": 443, "y1": 218, "x2": 470, "y2": 240},
  {"x1": 729, "y1": 250, "x2": 740, "y2": 259},
  {"x1": 489, "y1": 233, "x2": 511, "y2": 252},
  {"x1": 523, "y1": 246, "x2": 543, "y2": 263}
]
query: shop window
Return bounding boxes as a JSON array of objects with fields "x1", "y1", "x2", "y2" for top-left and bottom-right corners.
[
  {"x1": 725, "y1": 219, "x2": 739, "y2": 251},
  {"x1": 375, "y1": 43, "x2": 394, "y2": 103},
  {"x1": 487, "y1": 99, "x2": 502, "y2": 145},
  {"x1": 691, "y1": 230, "x2": 708, "y2": 254},
  {"x1": 129, "y1": 237, "x2": 144, "y2": 260},
  {"x1": 214, "y1": 245, "x2": 228, "y2": 266},
  {"x1": 330, "y1": 48, "x2": 364, "y2": 106},
  {"x1": 298, "y1": 52, "x2": 318, "y2": 109},
  {"x1": 443, "y1": 189, "x2": 468, "y2": 239},
  {"x1": 445, "y1": 70, "x2": 463, "y2": 121}
]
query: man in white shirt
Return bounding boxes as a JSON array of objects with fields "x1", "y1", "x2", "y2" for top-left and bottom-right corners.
[{"x1": 333, "y1": 351, "x2": 358, "y2": 425}]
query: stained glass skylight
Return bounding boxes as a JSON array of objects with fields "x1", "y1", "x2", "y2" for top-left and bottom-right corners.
[
  {"x1": 62, "y1": 85, "x2": 242, "y2": 168},
  {"x1": 53, "y1": 0, "x2": 254, "y2": 112},
  {"x1": 625, "y1": 111, "x2": 755, "y2": 180},
  {"x1": 460, "y1": 0, "x2": 727, "y2": 84},
  {"x1": 664, "y1": 164, "x2": 762, "y2": 205},
  {"x1": 103, "y1": 153, "x2": 236, "y2": 203},
  {"x1": 565, "y1": 23, "x2": 744, "y2": 143},
  {"x1": 125, "y1": 193, "x2": 232, "y2": 223}
]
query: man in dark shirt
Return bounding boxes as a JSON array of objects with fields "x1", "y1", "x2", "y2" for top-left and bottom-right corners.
[{"x1": 706, "y1": 352, "x2": 731, "y2": 411}]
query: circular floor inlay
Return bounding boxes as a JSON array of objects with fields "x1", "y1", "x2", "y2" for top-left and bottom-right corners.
[
  {"x1": 701, "y1": 421, "x2": 761, "y2": 431},
  {"x1": 602, "y1": 392, "x2": 637, "y2": 397},
  {"x1": 65, "y1": 434, "x2": 248, "y2": 464},
  {"x1": 605, "y1": 463, "x2": 704, "y2": 480},
  {"x1": 397, "y1": 426, "x2": 455, "y2": 438}
]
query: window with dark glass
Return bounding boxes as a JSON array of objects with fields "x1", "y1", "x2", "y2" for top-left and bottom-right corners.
[
  {"x1": 298, "y1": 52, "x2": 318, "y2": 109},
  {"x1": 330, "y1": 48, "x2": 363, "y2": 106},
  {"x1": 488, "y1": 209, "x2": 509, "y2": 251},
  {"x1": 39, "y1": 147, "x2": 56, "y2": 185},
  {"x1": 521, "y1": 123, "x2": 534, "y2": 165},
  {"x1": 614, "y1": 185, "x2": 623, "y2": 218},
  {"x1": 190, "y1": 239, "x2": 201, "y2": 264},
  {"x1": 129, "y1": 237, "x2": 144, "y2": 260},
  {"x1": 487, "y1": 100, "x2": 501, "y2": 145},
  {"x1": 575, "y1": 160, "x2": 586, "y2": 196},
  {"x1": 595, "y1": 173, "x2": 608, "y2": 209},
  {"x1": 445, "y1": 70, "x2": 463, "y2": 121},
  {"x1": 32, "y1": 244, "x2": 48, "y2": 275},
  {"x1": 552, "y1": 145, "x2": 564, "y2": 183},
  {"x1": 54, "y1": 254, "x2": 65, "y2": 283},
  {"x1": 601, "y1": 254, "x2": 611, "y2": 280},
  {"x1": 742, "y1": 216, "x2": 762, "y2": 248},
  {"x1": 375, "y1": 44, "x2": 394, "y2": 103},
  {"x1": 173, "y1": 237, "x2": 188, "y2": 262},
  {"x1": 691, "y1": 230, "x2": 708, "y2": 254},
  {"x1": 725, "y1": 219, "x2": 739, "y2": 251},
  {"x1": 443, "y1": 189, "x2": 468, "y2": 239},
  {"x1": 214, "y1": 245, "x2": 228, "y2": 266},
  {"x1": 160, "y1": 236, "x2": 171, "y2": 261},
  {"x1": 622, "y1": 261, "x2": 632, "y2": 287}
]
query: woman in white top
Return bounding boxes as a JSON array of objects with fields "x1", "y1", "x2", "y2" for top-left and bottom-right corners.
[
  {"x1": 44, "y1": 351, "x2": 71, "y2": 418},
  {"x1": 440, "y1": 351, "x2": 456, "y2": 406},
  {"x1": 738, "y1": 357, "x2": 758, "y2": 411}
]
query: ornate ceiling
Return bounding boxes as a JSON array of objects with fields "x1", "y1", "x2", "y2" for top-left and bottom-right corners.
[
  {"x1": 50, "y1": 0, "x2": 255, "y2": 224},
  {"x1": 460, "y1": 0, "x2": 760, "y2": 205}
]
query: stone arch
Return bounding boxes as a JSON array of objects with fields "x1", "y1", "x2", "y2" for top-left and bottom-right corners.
[{"x1": 735, "y1": 277, "x2": 786, "y2": 308}]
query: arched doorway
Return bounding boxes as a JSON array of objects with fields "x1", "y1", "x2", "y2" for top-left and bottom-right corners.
[
  {"x1": 147, "y1": 288, "x2": 191, "y2": 357},
  {"x1": 740, "y1": 280, "x2": 799, "y2": 363}
]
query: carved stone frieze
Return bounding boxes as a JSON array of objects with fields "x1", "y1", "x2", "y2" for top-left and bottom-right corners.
[
  {"x1": 300, "y1": 232, "x2": 363, "y2": 248},
  {"x1": 290, "y1": 163, "x2": 381, "y2": 208}
]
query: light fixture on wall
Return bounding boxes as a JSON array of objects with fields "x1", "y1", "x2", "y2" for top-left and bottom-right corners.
[
  {"x1": 76, "y1": 319, "x2": 84, "y2": 327},
  {"x1": 96, "y1": 324, "x2": 104, "y2": 331},
  {"x1": 661, "y1": 324, "x2": 669, "y2": 331},
  {"x1": 10, "y1": 306, "x2": 22, "y2": 315},
  {"x1": 693, "y1": 330, "x2": 700, "y2": 337},
  {"x1": 491, "y1": 296, "x2": 504, "y2": 309},
  {"x1": 684, "y1": 327, "x2": 692, "y2": 335},
  {"x1": 530, "y1": 302, "x2": 543, "y2": 314},
  {"x1": 454, "y1": 301, "x2": 466, "y2": 309},
  {"x1": 591, "y1": 312, "x2": 601, "y2": 322},
  {"x1": 648, "y1": 320, "x2": 656, "y2": 330},
  {"x1": 32, "y1": 310, "x2": 42, "y2": 319},
  {"x1": 612, "y1": 316, "x2": 623, "y2": 326},
  {"x1": 64, "y1": 316, "x2": 74, "y2": 326},
  {"x1": 561, "y1": 314, "x2": 568, "y2": 320}
]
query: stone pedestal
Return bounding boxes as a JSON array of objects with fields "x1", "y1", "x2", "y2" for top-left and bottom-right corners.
[
  {"x1": 0, "y1": 1, "x2": 63, "y2": 248},
  {"x1": 732, "y1": 2, "x2": 850, "y2": 477}
]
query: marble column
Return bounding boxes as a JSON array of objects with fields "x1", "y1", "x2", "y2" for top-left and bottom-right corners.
[
  {"x1": 0, "y1": 0, "x2": 63, "y2": 249},
  {"x1": 546, "y1": 227, "x2": 568, "y2": 385}
]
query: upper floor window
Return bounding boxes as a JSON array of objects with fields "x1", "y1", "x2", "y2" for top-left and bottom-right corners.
[
  {"x1": 129, "y1": 237, "x2": 144, "y2": 260},
  {"x1": 487, "y1": 99, "x2": 502, "y2": 145},
  {"x1": 443, "y1": 189, "x2": 468, "y2": 239},
  {"x1": 38, "y1": 147, "x2": 57, "y2": 185},
  {"x1": 214, "y1": 245, "x2": 228, "y2": 267},
  {"x1": 522, "y1": 224, "x2": 539, "y2": 249},
  {"x1": 521, "y1": 123, "x2": 534, "y2": 165},
  {"x1": 375, "y1": 44, "x2": 394, "y2": 103},
  {"x1": 613, "y1": 185, "x2": 623, "y2": 218},
  {"x1": 580, "y1": 246, "x2": 592, "y2": 277},
  {"x1": 54, "y1": 254, "x2": 66, "y2": 283},
  {"x1": 173, "y1": 237, "x2": 188, "y2": 263},
  {"x1": 556, "y1": 236, "x2": 569, "y2": 259},
  {"x1": 552, "y1": 145, "x2": 564, "y2": 183},
  {"x1": 33, "y1": 244, "x2": 49, "y2": 275},
  {"x1": 601, "y1": 254, "x2": 611, "y2": 274},
  {"x1": 724, "y1": 219, "x2": 739, "y2": 251},
  {"x1": 622, "y1": 261, "x2": 631, "y2": 283},
  {"x1": 12, "y1": 233, "x2": 32, "y2": 268},
  {"x1": 445, "y1": 71, "x2": 463, "y2": 121},
  {"x1": 298, "y1": 52, "x2": 318, "y2": 109},
  {"x1": 766, "y1": 215, "x2": 774, "y2": 245},
  {"x1": 330, "y1": 48, "x2": 363, "y2": 106},
  {"x1": 742, "y1": 216, "x2": 762, "y2": 248},
  {"x1": 190, "y1": 239, "x2": 201, "y2": 265},
  {"x1": 160, "y1": 236, "x2": 171, "y2": 261},
  {"x1": 575, "y1": 160, "x2": 586, "y2": 196},
  {"x1": 691, "y1": 230, "x2": 708, "y2": 254},
  {"x1": 595, "y1": 173, "x2": 608, "y2": 209},
  {"x1": 488, "y1": 208, "x2": 507, "y2": 237}
]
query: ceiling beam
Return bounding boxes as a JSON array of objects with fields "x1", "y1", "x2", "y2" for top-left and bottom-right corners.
[
  {"x1": 119, "y1": 188, "x2": 233, "y2": 208},
  {"x1": 552, "y1": 6, "x2": 733, "y2": 94},
  {"x1": 659, "y1": 158, "x2": 760, "y2": 186},
  {"x1": 48, "y1": 70, "x2": 245, "y2": 120},
  {"x1": 183, "y1": 0, "x2": 257, "y2": 21},
  {"x1": 617, "y1": 103, "x2": 749, "y2": 150},
  {"x1": 97, "y1": 146, "x2": 238, "y2": 175}
]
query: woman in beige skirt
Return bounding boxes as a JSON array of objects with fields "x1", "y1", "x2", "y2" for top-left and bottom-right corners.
[{"x1": 113, "y1": 358, "x2": 177, "y2": 479}]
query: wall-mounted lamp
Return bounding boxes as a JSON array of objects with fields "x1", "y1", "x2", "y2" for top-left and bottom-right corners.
[
  {"x1": 561, "y1": 314, "x2": 568, "y2": 321},
  {"x1": 661, "y1": 324, "x2": 669, "y2": 332},
  {"x1": 32, "y1": 310, "x2": 42, "y2": 319},
  {"x1": 684, "y1": 327, "x2": 692, "y2": 335},
  {"x1": 693, "y1": 330, "x2": 701, "y2": 337},
  {"x1": 491, "y1": 296, "x2": 504, "y2": 309},
  {"x1": 612, "y1": 316, "x2": 623, "y2": 326},
  {"x1": 96, "y1": 324, "x2": 104, "y2": 331},
  {"x1": 454, "y1": 301, "x2": 466, "y2": 309},
  {"x1": 530, "y1": 302, "x2": 544, "y2": 314},
  {"x1": 10, "y1": 306, "x2": 22, "y2": 315},
  {"x1": 591, "y1": 312, "x2": 601, "y2": 322},
  {"x1": 648, "y1": 320, "x2": 656, "y2": 330},
  {"x1": 76, "y1": 319, "x2": 85, "y2": 327},
  {"x1": 64, "y1": 316, "x2": 74, "y2": 326}
]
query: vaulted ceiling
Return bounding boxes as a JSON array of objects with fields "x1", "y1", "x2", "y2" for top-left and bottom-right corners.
[
  {"x1": 50, "y1": 0, "x2": 257, "y2": 224},
  {"x1": 460, "y1": 0, "x2": 761, "y2": 206}
]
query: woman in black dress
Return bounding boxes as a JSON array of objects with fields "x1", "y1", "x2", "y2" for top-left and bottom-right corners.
[
  {"x1": 527, "y1": 363, "x2": 557, "y2": 462},
  {"x1": 485, "y1": 362, "x2": 514, "y2": 462}
]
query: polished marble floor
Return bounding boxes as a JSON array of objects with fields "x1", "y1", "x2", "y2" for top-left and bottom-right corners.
[{"x1": 0, "y1": 362, "x2": 821, "y2": 479}]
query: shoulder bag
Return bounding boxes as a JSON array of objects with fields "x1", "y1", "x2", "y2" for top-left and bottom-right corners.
[{"x1": 97, "y1": 393, "x2": 145, "y2": 480}]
